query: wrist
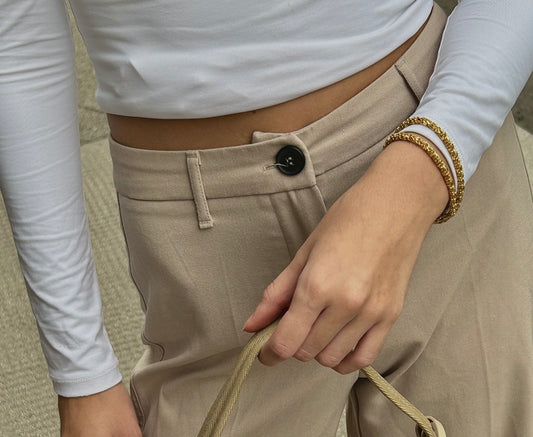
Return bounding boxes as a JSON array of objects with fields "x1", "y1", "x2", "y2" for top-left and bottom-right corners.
[
  {"x1": 388, "y1": 117, "x2": 465, "y2": 223},
  {"x1": 370, "y1": 139, "x2": 450, "y2": 224},
  {"x1": 58, "y1": 382, "x2": 141, "y2": 437}
]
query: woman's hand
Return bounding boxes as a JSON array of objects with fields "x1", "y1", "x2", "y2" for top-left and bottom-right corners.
[
  {"x1": 58, "y1": 382, "x2": 142, "y2": 437},
  {"x1": 243, "y1": 140, "x2": 449, "y2": 374}
]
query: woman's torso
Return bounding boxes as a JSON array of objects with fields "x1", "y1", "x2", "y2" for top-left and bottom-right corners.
[{"x1": 69, "y1": 0, "x2": 432, "y2": 149}]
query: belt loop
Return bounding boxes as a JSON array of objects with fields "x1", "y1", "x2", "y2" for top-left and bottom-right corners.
[
  {"x1": 186, "y1": 151, "x2": 214, "y2": 229},
  {"x1": 395, "y1": 57, "x2": 425, "y2": 102}
]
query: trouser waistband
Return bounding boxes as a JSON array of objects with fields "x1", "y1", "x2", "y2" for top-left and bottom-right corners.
[{"x1": 110, "y1": 5, "x2": 446, "y2": 202}]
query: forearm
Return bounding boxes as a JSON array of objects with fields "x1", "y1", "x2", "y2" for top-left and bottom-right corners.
[
  {"x1": 0, "y1": 0, "x2": 120, "y2": 396},
  {"x1": 407, "y1": 0, "x2": 533, "y2": 183}
]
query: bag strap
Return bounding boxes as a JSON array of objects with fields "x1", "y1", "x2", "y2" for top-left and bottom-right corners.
[{"x1": 197, "y1": 321, "x2": 446, "y2": 437}]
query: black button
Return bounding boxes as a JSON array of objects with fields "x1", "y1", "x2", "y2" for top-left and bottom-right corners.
[{"x1": 275, "y1": 145, "x2": 306, "y2": 176}]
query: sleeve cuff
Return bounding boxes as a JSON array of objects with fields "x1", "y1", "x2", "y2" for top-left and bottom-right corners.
[
  {"x1": 399, "y1": 123, "x2": 458, "y2": 189},
  {"x1": 52, "y1": 364, "x2": 123, "y2": 397}
]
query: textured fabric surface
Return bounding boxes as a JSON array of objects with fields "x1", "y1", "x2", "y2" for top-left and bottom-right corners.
[
  {"x1": 0, "y1": 141, "x2": 144, "y2": 436},
  {"x1": 110, "y1": 5, "x2": 533, "y2": 435},
  {"x1": 1, "y1": 1, "x2": 532, "y2": 434},
  {"x1": 2, "y1": 4, "x2": 533, "y2": 434},
  {"x1": 0, "y1": 140, "x2": 346, "y2": 437},
  {"x1": 0, "y1": 141, "x2": 344, "y2": 437},
  {"x1": 108, "y1": 9, "x2": 448, "y2": 435},
  {"x1": 346, "y1": 113, "x2": 533, "y2": 437},
  {"x1": 0, "y1": 141, "x2": 346, "y2": 436}
]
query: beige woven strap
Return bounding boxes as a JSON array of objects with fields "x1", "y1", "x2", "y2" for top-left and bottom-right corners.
[
  {"x1": 197, "y1": 322, "x2": 446, "y2": 437},
  {"x1": 359, "y1": 367, "x2": 445, "y2": 437}
]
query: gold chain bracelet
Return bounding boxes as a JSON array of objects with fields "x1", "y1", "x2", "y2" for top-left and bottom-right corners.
[
  {"x1": 393, "y1": 117, "x2": 465, "y2": 212},
  {"x1": 384, "y1": 132, "x2": 457, "y2": 223}
]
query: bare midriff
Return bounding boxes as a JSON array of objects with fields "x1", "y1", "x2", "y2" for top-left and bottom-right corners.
[{"x1": 107, "y1": 20, "x2": 427, "y2": 151}]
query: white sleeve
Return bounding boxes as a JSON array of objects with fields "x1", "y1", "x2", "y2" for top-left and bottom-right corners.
[
  {"x1": 0, "y1": 0, "x2": 121, "y2": 396},
  {"x1": 406, "y1": 0, "x2": 533, "y2": 184}
]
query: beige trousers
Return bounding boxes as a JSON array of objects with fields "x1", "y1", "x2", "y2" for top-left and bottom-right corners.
[{"x1": 110, "y1": 5, "x2": 533, "y2": 436}]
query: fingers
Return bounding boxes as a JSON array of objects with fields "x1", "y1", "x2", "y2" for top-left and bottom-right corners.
[
  {"x1": 258, "y1": 267, "x2": 368, "y2": 367},
  {"x1": 243, "y1": 252, "x2": 306, "y2": 333},
  {"x1": 257, "y1": 260, "x2": 336, "y2": 366},
  {"x1": 333, "y1": 323, "x2": 390, "y2": 375},
  {"x1": 308, "y1": 314, "x2": 374, "y2": 367},
  {"x1": 258, "y1": 281, "x2": 400, "y2": 371},
  {"x1": 292, "y1": 306, "x2": 358, "y2": 363},
  {"x1": 258, "y1": 302, "x2": 321, "y2": 366},
  {"x1": 245, "y1": 238, "x2": 405, "y2": 373}
]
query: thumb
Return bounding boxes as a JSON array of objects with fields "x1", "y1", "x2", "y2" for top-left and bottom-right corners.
[{"x1": 243, "y1": 253, "x2": 306, "y2": 332}]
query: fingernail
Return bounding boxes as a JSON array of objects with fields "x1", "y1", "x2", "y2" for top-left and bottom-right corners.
[{"x1": 242, "y1": 315, "x2": 252, "y2": 331}]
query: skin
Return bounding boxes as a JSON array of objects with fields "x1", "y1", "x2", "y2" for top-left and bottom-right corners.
[
  {"x1": 57, "y1": 138, "x2": 449, "y2": 435},
  {"x1": 244, "y1": 140, "x2": 450, "y2": 374},
  {"x1": 58, "y1": 382, "x2": 142, "y2": 437}
]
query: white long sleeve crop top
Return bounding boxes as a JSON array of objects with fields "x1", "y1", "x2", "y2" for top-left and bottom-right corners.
[{"x1": 1, "y1": 0, "x2": 532, "y2": 397}]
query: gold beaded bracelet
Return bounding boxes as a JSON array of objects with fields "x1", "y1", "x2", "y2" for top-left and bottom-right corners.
[
  {"x1": 393, "y1": 117, "x2": 465, "y2": 212},
  {"x1": 384, "y1": 132, "x2": 457, "y2": 223}
]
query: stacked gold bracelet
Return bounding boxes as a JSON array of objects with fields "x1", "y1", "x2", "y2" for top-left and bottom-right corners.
[{"x1": 384, "y1": 117, "x2": 465, "y2": 223}]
